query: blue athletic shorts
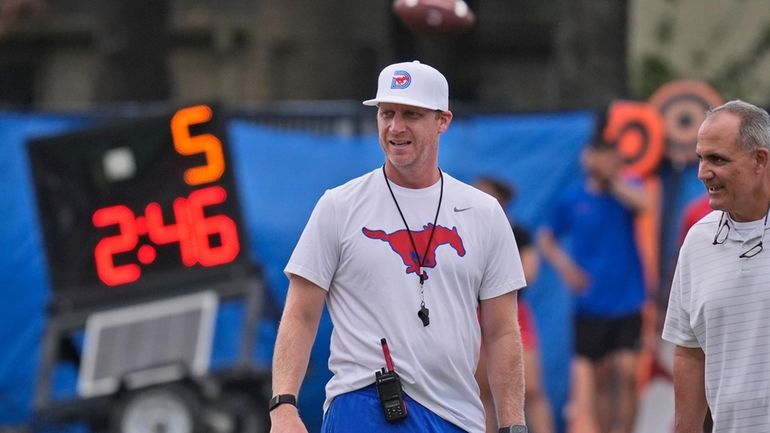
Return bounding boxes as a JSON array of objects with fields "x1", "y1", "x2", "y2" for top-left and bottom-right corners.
[{"x1": 321, "y1": 384, "x2": 468, "y2": 433}]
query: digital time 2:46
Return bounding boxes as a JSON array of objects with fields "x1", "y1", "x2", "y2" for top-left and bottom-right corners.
[{"x1": 91, "y1": 105, "x2": 240, "y2": 287}]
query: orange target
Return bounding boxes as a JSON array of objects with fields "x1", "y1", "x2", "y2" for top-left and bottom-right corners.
[
  {"x1": 649, "y1": 80, "x2": 723, "y2": 166},
  {"x1": 602, "y1": 100, "x2": 666, "y2": 178}
]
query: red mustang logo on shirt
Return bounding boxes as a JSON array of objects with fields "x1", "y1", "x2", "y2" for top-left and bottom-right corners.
[{"x1": 362, "y1": 223, "x2": 466, "y2": 279}]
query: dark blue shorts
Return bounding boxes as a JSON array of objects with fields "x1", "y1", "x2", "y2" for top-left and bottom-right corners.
[
  {"x1": 321, "y1": 384, "x2": 468, "y2": 433},
  {"x1": 574, "y1": 311, "x2": 642, "y2": 360}
]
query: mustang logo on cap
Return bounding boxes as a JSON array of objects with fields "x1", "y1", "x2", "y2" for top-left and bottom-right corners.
[{"x1": 390, "y1": 70, "x2": 412, "y2": 89}]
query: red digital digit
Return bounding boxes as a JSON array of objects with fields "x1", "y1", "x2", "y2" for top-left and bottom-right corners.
[
  {"x1": 187, "y1": 186, "x2": 240, "y2": 266},
  {"x1": 145, "y1": 200, "x2": 197, "y2": 266},
  {"x1": 173, "y1": 197, "x2": 198, "y2": 266},
  {"x1": 93, "y1": 205, "x2": 141, "y2": 286}
]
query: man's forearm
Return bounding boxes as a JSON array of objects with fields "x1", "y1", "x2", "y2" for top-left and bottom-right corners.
[
  {"x1": 487, "y1": 335, "x2": 525, "y2": 426},
  {"x1": 673, "y1": 345, "x2": 708, "y2": 433},
  {"x1": 482, "y1": 293, "x2": 526, "y2": 427},
  {"x1": 538, "y1": 229, "x2": 573, "y2": 277},
  {"x1": 608, "y1": 178, "x2": 648, "y2": 213},
  {"x1": 271, "y1": 308, "x2": 320, "y2": 396},
  {"x1": 269, "y1": 275, "x2": 327, "y2": 431}
]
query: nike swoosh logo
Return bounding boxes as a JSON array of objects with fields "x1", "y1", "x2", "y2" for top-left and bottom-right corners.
[{"x1": 453, "y1": 206, "x2": 472, "y2": 212}]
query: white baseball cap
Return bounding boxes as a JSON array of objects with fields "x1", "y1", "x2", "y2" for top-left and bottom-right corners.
[{"x1": 363, "y1": 61, "x2": 449, "y2": 111}]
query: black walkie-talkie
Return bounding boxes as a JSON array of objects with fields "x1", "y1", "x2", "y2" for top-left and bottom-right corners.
[{"x1": 375, "y1": 338, "x2": 408, "y2": 422}]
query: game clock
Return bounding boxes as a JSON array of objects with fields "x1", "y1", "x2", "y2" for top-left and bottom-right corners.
[{"x1": 28, "y1": 104, "x2": 249, "y2": 309}]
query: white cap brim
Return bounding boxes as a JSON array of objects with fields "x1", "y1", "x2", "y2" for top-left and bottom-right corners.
[{"x1": 362, "y1": 96, "x2": 443, "y2": 111}]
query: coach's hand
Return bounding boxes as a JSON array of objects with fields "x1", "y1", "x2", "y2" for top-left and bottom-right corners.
[{"x1": 270, "y1": 404, "x2": 308, "y2": 433}]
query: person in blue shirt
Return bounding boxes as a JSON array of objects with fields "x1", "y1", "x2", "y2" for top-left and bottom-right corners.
[{"x1": 538, "y1": 138, "x2": 648, "y2": 433}]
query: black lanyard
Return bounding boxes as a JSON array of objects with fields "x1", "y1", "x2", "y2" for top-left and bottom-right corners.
[{"x1": 382, "y1": 165, "x2": 444, "y2": 326}]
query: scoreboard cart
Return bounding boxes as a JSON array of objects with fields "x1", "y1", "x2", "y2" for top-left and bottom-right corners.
[{"x1": 27, "y1": 104, "x2": 269, "y2": 433}]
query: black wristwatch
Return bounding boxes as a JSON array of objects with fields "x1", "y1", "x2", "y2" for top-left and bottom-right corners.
[
  {"x1": 498, "y1": 425, "x2": 528, "y2": 433},
  {"x1": 269, "y1": 394, "x2": 297, "y2": 411}
]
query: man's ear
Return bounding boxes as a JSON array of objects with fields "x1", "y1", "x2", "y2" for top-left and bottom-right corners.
[
  {"x1": 438, "y1": 110, "x2": 453, "y2": 133},
  {"x1": 756, "y1": 147, "x2": 770, "y2": 172}
]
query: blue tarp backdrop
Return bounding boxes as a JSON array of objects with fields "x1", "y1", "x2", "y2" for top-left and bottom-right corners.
[{"x1": 0, "y1": 109, "x2": 704, "y2": 432}]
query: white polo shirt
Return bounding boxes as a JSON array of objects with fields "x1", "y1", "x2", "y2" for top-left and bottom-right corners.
[{"x1": 663, "y1": 210, "x2": 770, "y2": 432}]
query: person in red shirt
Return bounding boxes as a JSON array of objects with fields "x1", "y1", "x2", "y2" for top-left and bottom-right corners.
[{"x1": 678, "y1": 194, "x2": 711, "y2": 244}]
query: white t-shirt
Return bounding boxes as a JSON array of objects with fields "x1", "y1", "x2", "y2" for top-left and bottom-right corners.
[
  {"x1": 285, "y1": 168, "x2": 526, "y2": 433},
  {"x1": 663, "y1": 210, "x2": 770, "y2": 432}
]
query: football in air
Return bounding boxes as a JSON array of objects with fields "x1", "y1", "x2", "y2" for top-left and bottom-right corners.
[{"x1": 393, "y1": 0, "x2": 476, "y2": 36}]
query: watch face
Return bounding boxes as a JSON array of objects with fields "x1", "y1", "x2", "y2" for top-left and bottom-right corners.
[{"x1": 511, "y1": 426, "x2": 528, "y2": 433}]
